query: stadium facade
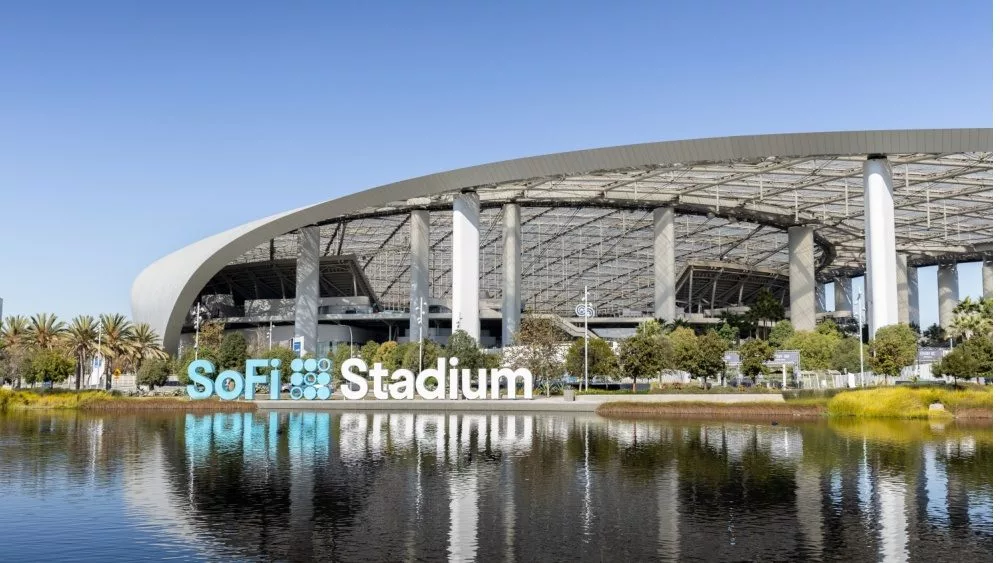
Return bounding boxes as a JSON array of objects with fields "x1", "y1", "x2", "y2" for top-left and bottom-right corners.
[{"x1": 131, "y1": 130, "x2": 993, "y2": 355}]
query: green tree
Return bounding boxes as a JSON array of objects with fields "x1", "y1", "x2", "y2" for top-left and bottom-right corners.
[
  {"x1": 767, "y1": 320, "x2": 794, "y2": 348},
  {"x1": 718, "y1": 311, "x2": 755, "y2": 340},
  {"x1": 716, "y1": 322, "x2": 739, "y2": 348},
  {"x1": 868, "y1": 324, "x2": 918, "y2": 382},
  {"x1": 667, "y1": 327, "x2": 699, "y2": 374},
  {"x1": 25, "y1": 347, "x2": 75, "y2": 385},
  {"x1": 27, "y1": 313, "x2": 66, "y2": 350},
  {"x1": 265, "y1": 346, "x2": 298, "y2": 380},
  {"x1": 98, "y1": 313, "x2": 134, "y2": 389},
  {"x1": 950, "y1": 297, "x2": 993, "y2": 341},
  {"x1": 137, "y1": 357, "x2": 172, "y2": 390},
  {"x1": 748, "y1": 290, "x2": 785, "y2": 339},
  {"x1": 784, "y1": 330, "x2": 840, "y2": 371},
  {"x1": 198, "y1": 320, "x2": 226, "y2": 350},
  {"x1": 932, "y1": 335, "x2": 992, "y2": 386},
  {"x1": 635, "y1": 319, "x2": 666, "y2": 338},
  {"x1": 445, "y1": 330, "x2": 482, "y2": 369},
  {"x1": 127, "y1": 322, "x2": 169, "y2": 373},
  {"x1": 359, "y1": 341, "x2": 380, "y2": 365},
  {"x1": 512, "y1": 315, "x2": 565, "y2": 396},
  {"x1": 0, "y1": 316, "x2": 31, "y2": 387},
  {"x1": 831, "y1": 336, "x2": 867, "y2": 373},
  {"x1": 739, "y1": 338, "x2": 774, "y2": 384},
  {"x1": 689, "y1": 331, "x2": 728, "y2": 387},
  {"x1": 618, "y1": 332, "x2": 669, "y2": 392},
  {"x1": 65, "y1": 315, "x2": 98, "y2": 390},
  {"x1": 218, "y1": 332, "x2": 249, "y2": 370},
  {"x1": 922, "y1": 324, "x2": 948, "y2": 346},
  {"x1": 565, "y1": 337, "x2": 619, "y2": 380},
  {"x1": 400, "y1": 339, "x2": 443, "y2": 372},
  {"x1": 372, "y1": 341, "x2": 400, "y2": 370}
]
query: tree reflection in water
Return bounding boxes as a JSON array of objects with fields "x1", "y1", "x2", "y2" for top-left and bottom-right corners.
[{"x1": 0, "y1": 411, "x2": 992, "y2": 562}]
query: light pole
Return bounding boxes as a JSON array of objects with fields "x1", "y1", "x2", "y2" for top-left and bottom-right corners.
[
  {"x1": 417, "y1": 297, "x2": 425, "y2": 370},
  {"x1": 584, "y1": 287, "x2": 589, "y2": 391},
  {"x1": 194, "y1": 302, "x2": 201, "y2": 361},
  {"x1": 855, "y1": 290, "x2": 865, "y2": 388}
]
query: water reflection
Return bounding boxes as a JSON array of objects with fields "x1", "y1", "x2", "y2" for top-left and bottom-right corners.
[{"x1": 0, "y1": 412, "x2": 992, "y2": 562}]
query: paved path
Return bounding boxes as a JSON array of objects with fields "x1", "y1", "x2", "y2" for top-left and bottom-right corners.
[{"x1": 255, "y1": 393, "x2": 784, "y2": 412}]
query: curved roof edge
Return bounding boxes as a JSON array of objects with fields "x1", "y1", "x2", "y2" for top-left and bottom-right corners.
[{"x1": 131, "y1": 128, "x2": 992, "y2": 352}]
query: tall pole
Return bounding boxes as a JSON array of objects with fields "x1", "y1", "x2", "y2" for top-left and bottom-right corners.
[
  {"x1": 856, "y1": 290, "x2": 864, "y2": 388},
  {"x1": 418, "y1": 297, "x2": 425, "y2": 370},
  {"x1": 96, "y1": 321, "x2": 102, "y2": 390},
  {"x1": 194, "y1": 302, "x2": 201, "y2": 361},
  {"x1": 268, "y1": 321, "x2": 273, "y2": 350},
  {"x1": 584, "y1": 286, "x2": 589, "y2": 391}
]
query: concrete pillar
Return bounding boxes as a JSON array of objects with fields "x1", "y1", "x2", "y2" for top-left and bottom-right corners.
[
  {"x1": 815, "y1": 282, "x2": 827, "y2": 313},
  {"x1": 294, "y1": 226, "x2": 320, "y2": 356},
  {"x1": 788, "y1": 226, "x2": 816, "y2": 331},
  {"x1": 896, "y1": 254, "x2": 915, "y2": 328},
  {"x1": 409, "y1": 210, "x2": 430, "y2": 343},
  {"x1": 834, "y1": 277, "x2": 853, "y2": 313},
  {"x1": 864, "y1": 156, "x2": 900, "y2": 334},
  {"x1": 907, "y1": 265, "x2": 920, "y2": 328},
  {"x1": 501, "y1": 204, "x2": 521, "y2": 347},
  {"x1": 452, "y1": 192, "x2": 480, "y2": 344},
  {"x1": 653, "y1": 207, "x2": 677, "y2": 323},
  {"x1": 983, "y1": 258, "x2": 993, "y2": 299},
  {"x1": 937, "y1": 263, "x2": 959, "y2": 334}
]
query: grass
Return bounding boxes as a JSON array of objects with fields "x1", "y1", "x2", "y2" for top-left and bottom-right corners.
[
  {"x1": 0, "y1": 389, "x2": 256, "y2": 412},
  {"x1": 595, "y1": 400, "x2": 824, "y2": 419},
  {"x1": 595, "y1": 386, "x2": 993, "y2": 420},
  {"x1": 826, "y1": 387, "x2": 992, "y2": 419}
]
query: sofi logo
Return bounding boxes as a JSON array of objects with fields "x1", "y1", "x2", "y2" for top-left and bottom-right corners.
[{"x1": 186, "y1": 357, "x2": 533, "y2": 401}]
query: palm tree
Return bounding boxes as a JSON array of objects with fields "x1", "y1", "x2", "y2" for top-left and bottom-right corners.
[
  {"x1": 126, "y1": 322, "x2": 168, "y2": 374},
  {"x1": 27, "y1": 313, "x2": 66, "y2": 349},
  {"x1": 950, "y1": 297, "x2": 992, "y2": 341},
  {"x1": 0, "y1": 315, "x2": 30, "y2": 349},
  {"x1": 66, "y1": 315, "x2": 99, "y2": 389},
  {"x1": 99, "y1": 314, "x2": 134, "y2": 390},
  {"x1": 1, "y1": 316, "x2": 31, "y2": 387}
]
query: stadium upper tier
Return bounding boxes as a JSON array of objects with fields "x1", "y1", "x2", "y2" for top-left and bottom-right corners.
[{"x1": 132, "y1": 129, "x2": 992, "y2": 353}]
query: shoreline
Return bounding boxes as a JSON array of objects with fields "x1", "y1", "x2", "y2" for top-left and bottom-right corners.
[{"x1": 1, "y1": 388, "x2": 992, "y2": 420}]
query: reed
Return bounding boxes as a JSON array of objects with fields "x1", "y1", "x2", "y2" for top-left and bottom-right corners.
[
  {"x1": 0, "y1": 389, "x2": 256, "y2": 412},
  {"x1": 826, "y1": 387, "x2": 992, "y2": 419},
  {"x1": 595, "y1": 400, "x2": 824, "y2": 419}
]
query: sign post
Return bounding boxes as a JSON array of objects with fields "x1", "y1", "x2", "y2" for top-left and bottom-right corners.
[{"x1": 575, "y1": 288, "x2": 595, "y2": 391}]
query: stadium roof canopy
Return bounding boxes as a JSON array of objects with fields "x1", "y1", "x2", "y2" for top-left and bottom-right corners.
[{"x1": 133, "y1": 129, "x2": 992, "y2": 352}]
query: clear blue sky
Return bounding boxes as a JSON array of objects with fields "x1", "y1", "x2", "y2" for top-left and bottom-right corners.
[{"x1": 0, "y1": 1, "x2": 991, "y2": 330}]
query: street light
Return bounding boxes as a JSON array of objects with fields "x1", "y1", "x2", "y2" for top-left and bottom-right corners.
[{"x1": 855, "y1": 290, "x2": 865, "y2": 388}]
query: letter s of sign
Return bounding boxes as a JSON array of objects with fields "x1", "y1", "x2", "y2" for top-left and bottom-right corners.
[
  {"x1": 187, "y1": 359, "x2": 215, "y2": 399},
  {"x1": 340, "y1": 358, "x2": 369, "y2": 400}
]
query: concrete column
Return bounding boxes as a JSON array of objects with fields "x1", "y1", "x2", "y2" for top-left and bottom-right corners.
[
  {"x1": 815, "y1": 282, "x2": 827, "y2": 313},
  {"x1": 788, "y1": 226, "x2": 816, "y2": 331},
  {"x1": 294, "y1": 226, "x2": 320, "y2": 356},
  {"x1": 907, "y1": 265, "x2": 920, "y2": 327},
  {"x1": 864, "y1": 157, "x2": 900, "y2": 333},
  {"x1": 409, "y1": 210, "x2": 430, "y2": 343},
  {"x1": 983, "y1": 258, "x2": 993, "y2": 299},
  {"x1": 653, "y1": 207, "x2": 677, "y2": 323},
  {"x1": 834, "y1": 277, "x2": 853, "y2": 313},
  {"x1": 896, "y1": 254, "x2": 914, "y2": 328},
  {"x1": 937, "y1": 263, "x2": 959, "y2": 333},
  {"x1": 452, "y1": 192, "x2": 480, "y2": 344},
  {"x1": 501, "y1": 204, "x2": 521, "y2": 347}
]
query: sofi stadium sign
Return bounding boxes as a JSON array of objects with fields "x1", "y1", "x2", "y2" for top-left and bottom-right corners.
[{"x1": 186, "y1": 357, "x2": 533, "y2": 401}]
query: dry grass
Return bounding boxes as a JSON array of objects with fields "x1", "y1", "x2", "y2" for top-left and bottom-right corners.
[
  {"x1": 826, "y1": 387, "x2": 993, "y2": 419},
  {"x1": 0, "y1": 389, "x2": 256, "y2": 412},
  {"x1": 595, "y1": 400, "x2": 824, "y2": 420}
]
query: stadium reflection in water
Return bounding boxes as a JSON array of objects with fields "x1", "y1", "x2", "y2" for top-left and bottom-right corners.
[{"x1": 0, "y1": 412, "x2": 992, "y2": 562}]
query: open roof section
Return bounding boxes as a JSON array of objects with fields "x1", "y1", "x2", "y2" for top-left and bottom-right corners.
[{"x1": 133, "y1": 129, "x2": 993, "y2": 352}]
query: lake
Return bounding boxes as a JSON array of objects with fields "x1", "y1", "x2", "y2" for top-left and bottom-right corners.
[{"x1": 0, "y1": 411, "x2": 991, "y2": 562}]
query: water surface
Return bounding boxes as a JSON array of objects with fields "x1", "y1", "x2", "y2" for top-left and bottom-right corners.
[{"x1": 0, "y1": 411, "x2": 991, "y2": 561}]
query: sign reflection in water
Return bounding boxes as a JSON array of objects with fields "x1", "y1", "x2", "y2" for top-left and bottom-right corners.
[{"x1": 0, "y1": 413, "x2": 992, "y2": 562}]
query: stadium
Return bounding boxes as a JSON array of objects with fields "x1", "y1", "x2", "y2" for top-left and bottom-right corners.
[{"x1": 131, "y1": 129, "x2": 993, "y2": 357}]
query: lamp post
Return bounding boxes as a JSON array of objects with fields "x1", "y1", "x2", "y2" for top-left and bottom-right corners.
[
  {"x1": 417, "y1": 297, "x2": 425, "y2": 370},
  {"x1": 856, "y1": 290, "x2": 865, "y2": 388}
]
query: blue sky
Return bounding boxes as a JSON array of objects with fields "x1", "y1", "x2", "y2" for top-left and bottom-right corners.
[{"x1": 0, "y1": 1, "x2": 991, "y2": 330}]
